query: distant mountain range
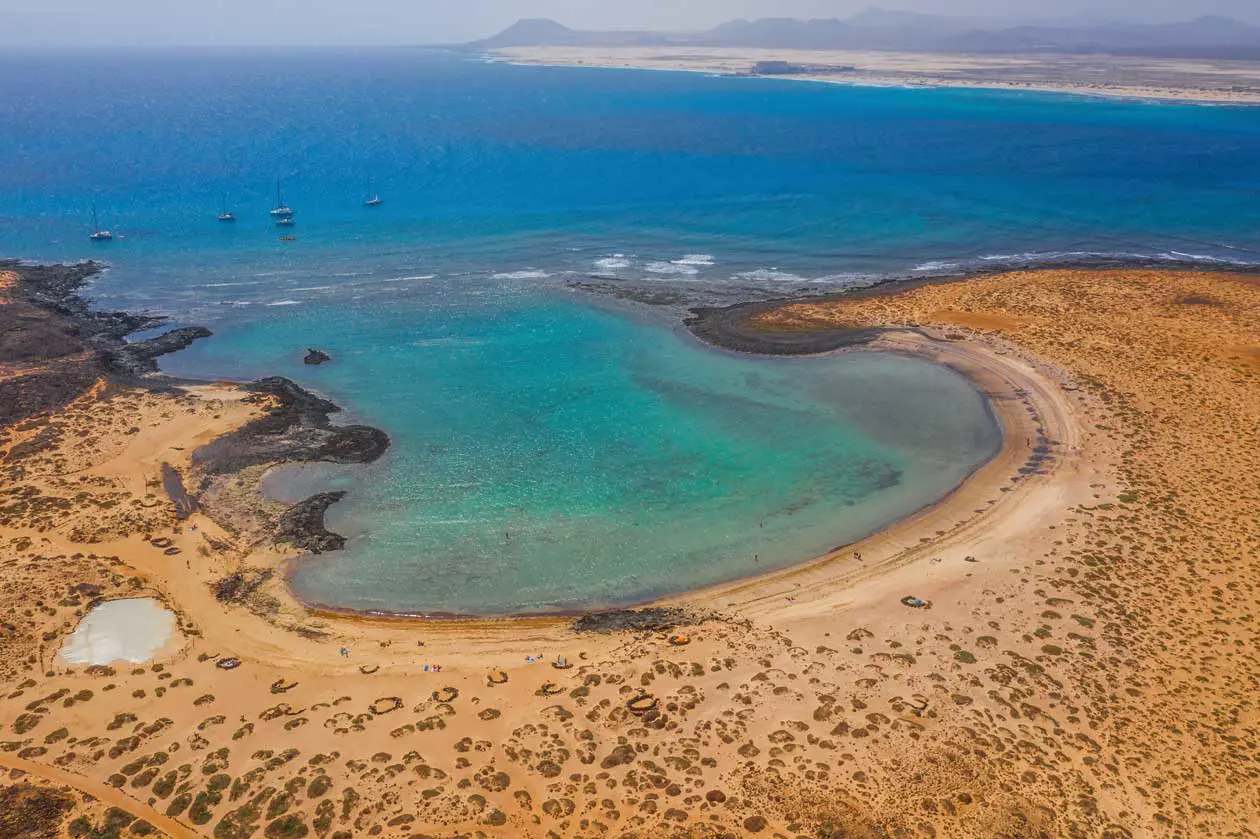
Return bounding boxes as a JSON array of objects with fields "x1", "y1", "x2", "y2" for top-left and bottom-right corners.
[{"x1": 469, "y1": 9, "x2": 1260, "y2": 60}]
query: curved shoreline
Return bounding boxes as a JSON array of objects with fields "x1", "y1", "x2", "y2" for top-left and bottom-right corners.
[
  {"x1": 669, "y1": 329, "x2": 1073, "y2": 620},
  {"x1": 283, "y1": 332, "x2": 1016, "y2": 622},
  {"x1": 3, "y1": 258, "x2": 1060, "y2": 629}
]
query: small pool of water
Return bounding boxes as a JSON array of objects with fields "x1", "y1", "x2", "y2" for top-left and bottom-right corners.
[{"x1": 59, "y1": 598, "x2": 178, "y2": 666}]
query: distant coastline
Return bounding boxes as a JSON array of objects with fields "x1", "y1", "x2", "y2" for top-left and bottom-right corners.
[{"x1": 487, "y1": 45, "x2": 1260, "y2": 104}]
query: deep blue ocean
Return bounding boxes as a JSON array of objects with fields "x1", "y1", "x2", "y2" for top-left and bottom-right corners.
[{"x1": 3, "y1": 49, "x2": 1257, "y2": 613}]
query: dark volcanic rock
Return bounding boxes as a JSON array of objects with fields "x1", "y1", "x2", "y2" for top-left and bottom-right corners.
[
  {"x1": 193, "y1": 376, "x2": 389, "y2": 475},
  {"x1": 275, "y1": 492, "x2": 348, "y2": 553},
  {"x1": 303, "y1": 348, "x2": 332, "y2": 365},
  {"x1": 106, "y1": 327, "x2": 214, "y2": 376},
  {"x1": 0, "y1": 260, "x2": 215, "y2": 425},
  {"x1": 0, "y1": 366, "x2": 104, "y2": 428},
  {"x1": 7, "y1": 259, "x2": 165, "y2": 345},
  {"x1": 571, "y1": 608, "x2": 695, "y2": 634},
  {"x1": 684, "y1": 299, "x2": 885, "y2": 356},
  {"x1": 3, "y1": 260, "x2": 389, "y2": 570},
  {"x1": 213, "y1": 568, "x2": 274, "y2": 605}
]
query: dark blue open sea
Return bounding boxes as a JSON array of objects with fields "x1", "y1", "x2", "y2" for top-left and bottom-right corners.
[{"x1": 3, "y1": 49, "x2": 1257, "y2": 613}]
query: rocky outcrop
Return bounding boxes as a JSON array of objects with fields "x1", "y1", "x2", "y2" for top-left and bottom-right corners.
[
  {"x1": 0, "y1": 261, "x2": 216, "y2": 426},
  {"x1": 571, "y1": 608, "x2": 698, "y2": 634},
  {"x1": 303, "y1": 348, "x2": 331, "y2": 365},
  {"x1": 274, "y1": 492, "x2": 348, "y2": 553},
  {"x1": 193, "y1": 377, "x2": 389, "y2": 475},
  {"x1": 105, "y1": 327, "x2": 214, "y2": 377}
]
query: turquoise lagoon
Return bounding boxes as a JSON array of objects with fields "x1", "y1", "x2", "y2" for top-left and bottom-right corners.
[{"x1": 167, "y1": 283, "x2": 999, "y2": 614}]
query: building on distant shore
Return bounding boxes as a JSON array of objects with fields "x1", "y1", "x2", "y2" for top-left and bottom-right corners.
[{"x1": 750, "y1": 60, "x2": 856, "y2": 76}]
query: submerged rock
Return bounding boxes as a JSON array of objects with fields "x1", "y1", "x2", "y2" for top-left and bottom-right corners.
[
  {"x1": 275, "y1": 491, "x2": 348, "y2": 554},
  {"x1": 304, "y1": 348, "x2": 332, "y2": 365}
]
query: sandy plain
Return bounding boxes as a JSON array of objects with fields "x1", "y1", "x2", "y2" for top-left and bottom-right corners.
[
  {"x1": 1, "y1": 265, "x2": 1258, "y2": 838},
  {"x1": 492, "y1": 46, "x2": 1260, "y2": 103}
]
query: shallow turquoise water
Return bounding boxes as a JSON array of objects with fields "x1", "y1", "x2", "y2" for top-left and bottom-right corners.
[{"x1": 167, "y1": 283, "x2": 999, "y2": 614}]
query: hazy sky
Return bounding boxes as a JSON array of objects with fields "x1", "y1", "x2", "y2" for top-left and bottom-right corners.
[{"x1": 2, "y1": 0, "x2": 1258, "y2": 46}]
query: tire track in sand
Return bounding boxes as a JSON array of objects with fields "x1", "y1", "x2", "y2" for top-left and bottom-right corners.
[{"x1": 0, "y1": 752, "x2": 202, "y2": 839}]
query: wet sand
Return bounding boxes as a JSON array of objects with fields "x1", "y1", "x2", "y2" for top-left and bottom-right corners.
[{"x1": 2, "y1": 263, "x2": 1258, "y2": 837}]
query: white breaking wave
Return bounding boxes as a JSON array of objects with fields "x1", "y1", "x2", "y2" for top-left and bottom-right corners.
[
  {"x1": 644, "y1": 261, "x2": 699, "y2": 275},
  {"x1": 736, "y1": 268, "x2": 807, "y2": 283},
  {"x1": 383, "y1": 274, "x2": 436, "y2": 282},
  {"x1": 911, "y1": 260, "x2": 960, "y2": 272},
  {"x1": 492, "y1": 270, "x2": 552, "y2": 280},
  {"x1": 815, "y1": 273, "x2": 884, "y2": 287},
  {"x1": 974, "y1": 249, "x2": 1252, "y2": 266},
  {"x1": 266, "y1": 300, "x2": 302, "y2": 306},
  {"x1": 594, "y1": 255, "x2": 632, "y2": 270},
  {"x1": 1163, "y1": 250, "x2": 1251, "y2": 265},
  {"x1": 672, "y1": 254, "x2": 715, "y2": 266}
]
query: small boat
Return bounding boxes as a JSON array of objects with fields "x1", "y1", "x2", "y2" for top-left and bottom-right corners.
[
  {"x1": 363, "y1": 177, "x2": 383, "y2": 207},
  {"x1": 218, "y1": 194, "x2": 236, "y2": 222},
  {"x1": 88, "y1": 205, "x2": 113, "y2": 241},
  {"x1": 279, "y1": 235, "x2": 297, "y2": 242},
  {"x1": 270, "y1": 180, "x2": 294, "y2": 218}
]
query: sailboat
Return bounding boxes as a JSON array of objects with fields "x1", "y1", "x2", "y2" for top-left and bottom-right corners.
[
  {"x1": 364, "y1": 179, "x2": 383, "y2": 207},
  {"x1": 270, "y1": 180, "x2": 294, "y2": 218},
  {"x1": 218, "y1": 194, "x2": 236, "y2": 222},
  {"x1": 89, "y1": 206, "x2": 113, "y2": 241}
]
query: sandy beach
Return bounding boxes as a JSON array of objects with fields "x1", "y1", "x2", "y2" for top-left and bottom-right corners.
[
  {"x1": 3, "y1": 262, "x2": 1258, "y2": 837},
  {"x1": 492, "y1": 46, "x2": 1260, "y2": 103}
]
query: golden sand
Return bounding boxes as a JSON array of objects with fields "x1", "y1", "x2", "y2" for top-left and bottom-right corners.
[{"x1": 2, "y1": 269, "x2": 1257, "y2": 837}]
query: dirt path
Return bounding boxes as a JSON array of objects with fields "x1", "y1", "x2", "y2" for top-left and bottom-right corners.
[{"x1": 0, "y1": 753, "x2": 203, "y2": 839}]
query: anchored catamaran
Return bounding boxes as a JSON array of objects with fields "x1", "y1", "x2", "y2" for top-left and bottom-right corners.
[
  {"x1": 89, "y1": 206, "x2": 113, "y2": 241},
  {"x1": 270, "y1": 180, "x2": 294, "y2": 218}
]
